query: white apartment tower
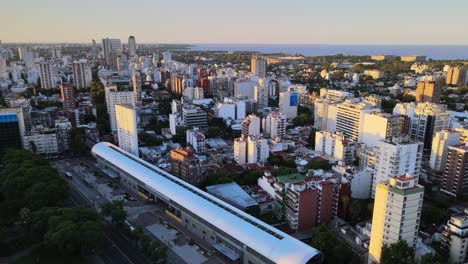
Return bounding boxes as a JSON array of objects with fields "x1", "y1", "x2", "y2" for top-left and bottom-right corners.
[
  {"x1": 336, "y1": 99, "x2": 379, "y2": 142},
  {"x1": 279, "y1": 88, "x2": 299, "y2": 119},
  {"x1": 315, "y1": 131, "x2": 356, "y2": 165},
  {"x1": 234, "y1": 135, "x2": 269, "y2": 165},
  {"x1": 263, "y1": 112, "x2": 287, "y2": 140},
  {"x1": 442, "y1": 209, "x2": 468, "y2": 264},
  {"x1": 372, "y1": 136, "x2": 423, "y2": 197},
  {"x1": 241, "y1": 114, "x2": 261, "y2": 137},
  {"x1": 72, "y1": 59, "x2": 92, "y2": 89},
  {"x1": 115, "y1": 105, "x2": 139, "y2": 156},
  {"x1": 105, "y1": 86, "x2": 135, "y2": 132},
  {"x1": 314, "y1": 99, "x2": 338, "y2": 131},
  {"x1": 186, "y1": 127, "x2": 206, "y2": 154},
  {"x1": 368, "y1": 175, "x2": 424, "y2": 263},
  {"x1": 429, "y1": 130, "x2": 462, "y2": 172}
]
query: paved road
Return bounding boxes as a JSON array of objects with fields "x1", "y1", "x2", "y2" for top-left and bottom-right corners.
[
  {"x1": 67, "y1": 184, "x2": 151, "y2": 264},
  {"x1": 59, "y1": 157, "x2": 185, "y2": 264}
]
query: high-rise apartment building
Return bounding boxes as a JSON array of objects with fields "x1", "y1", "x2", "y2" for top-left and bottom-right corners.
[
  {"x1": 115, "y1": 105, "x2": 138, "y2": 156},
  {"x1": 241, "y1": 114, "x2": 261, "y2": 137},
  {"x1": 102, "y1": 38, "x2": 122, "y2": 69},
  {"x1": 442, "y1": 209, "x2": 468, "y2": 264},
  {"x1": 336, "y1": 99, "x2": 379, "y2": 142},
  {"x1": 105, "y1": 86, "x2": 135, "y2": 132},
  {"x1": 0, "y1": 110, "x2": 23, "y2": 155},
  {"x1": 315, "y1": 131, "x2": 356, "y2": 165},
  {"x1": 393, "y1": 102, "x2": 451, "y2": 149},
  {"x1": 182, "y1": 105, "x2": 207, "y2": 130},
  {"x1": 362, "y1": 112, "x2": 410, "y2": 148},
  {"x1": 275, "y1": 173, "x2": 338, "y2": 231},
  {"x1": 446, "y1": 66, "x2": 468, "y2": 86},
  {"x1": 372, "y1": 136, "x2": 423, "y2": 197},
  {"x1": 279, "y1": 88, "x2": 298, "y2": 119},
  {"x1": 163, "y1": 51, "x2": 172, "y2": 67},
  {"x1": 234, "y1": 135, "x2": 269, "y2": 165},
  {"x1": 128, "y1": 35, "x2": 137, "y2": 57},
  {"x1": 429, "y1": 130, "x2": 463, "y2": 172},
  {"x1": 263, "y1": 112, "x2": 287, "y2": 140},
  {"x1": 72, "y1": 59, "x2": 91, "y2": 89},
  {"x1": 38, "y1": 60, "x2": 56, "y2": 88},
  {"x1": 0, "y1": 57, "x2": 8, "y2": 80},
  {"x1": 170, "y1": 147, "x2": 205, "y2": 187},
  {"x1": 368, "y1": 174, "x2": 424, "y2": 263},
  {"x1": 251, "y1": 56, "x2": 267, "y2": 78},
  {"x1": 132, "y1": 70, "x2": 142, "y2": 103},
  {"x1": 416, "y1": 81, "x2": 441, "y2": 103},
  {"x1": 60, "y1": 83, "x2": 75, "y2": 113},
  {"x1": 186, "y1": 127, "x2": 205, "y2": 154},
  {"x1": 441, "y1": 143, "x2": 468, "y2": 197},
  {"x1": 314, "y1": 99, "x2": 338, "y2": 131}
]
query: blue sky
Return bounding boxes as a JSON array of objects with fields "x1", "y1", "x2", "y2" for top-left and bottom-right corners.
[{"x1": 1, "y1": 0, "x2": 468, "y2": 44}]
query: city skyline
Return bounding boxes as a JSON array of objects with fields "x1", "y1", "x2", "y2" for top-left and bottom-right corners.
[{"x1": 2, "y1": 0, "x2": 468, "y2": 45}]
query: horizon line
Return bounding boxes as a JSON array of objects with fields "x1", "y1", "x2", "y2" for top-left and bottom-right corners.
[{"x1": 2, "y1": 42, "x2": 468, "y2": 46}]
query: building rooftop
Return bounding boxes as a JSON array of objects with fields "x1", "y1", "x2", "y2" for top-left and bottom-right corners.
[
  {"x1": 277, "y1": 173, "x2": 308, "y2": 184},
  {"x1": 206, "y1": 182, "x2": 258, "y2": 209},
  {"x1": 92, "y1": 142, "x2": 320, "y2": 263}
]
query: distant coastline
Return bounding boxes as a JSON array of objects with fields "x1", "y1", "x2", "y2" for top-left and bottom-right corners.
[{"x1": 190, "y1": 44, "x2": 468, "y2": 60}]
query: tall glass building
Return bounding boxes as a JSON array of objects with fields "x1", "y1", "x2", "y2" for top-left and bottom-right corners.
[{"x1": 0, "y1": 112, "x2": 22, "y2": 155}]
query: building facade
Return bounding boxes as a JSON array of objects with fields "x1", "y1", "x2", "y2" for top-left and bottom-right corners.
[
  {"x1": 115, "y1": 105, "x2": 138, "y2": 156},
  {"x1": 441, "y1": 144, "x2": 468, "y2": 197},
  {"x1": 368, "y1": 175, "x2": 424, "y2": 263}
]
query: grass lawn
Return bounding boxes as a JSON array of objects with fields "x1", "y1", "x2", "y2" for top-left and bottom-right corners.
[{"x1": 14, "y1": 247, "x2": 89, "y2": 264}]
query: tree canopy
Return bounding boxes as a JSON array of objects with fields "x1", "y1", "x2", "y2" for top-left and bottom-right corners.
[
  {"x1": 0, "y1": 149, "x2": 68, "y2": 225},
  {"x1": 380, "y1": 240, "x2": 415, "y2": 264}
]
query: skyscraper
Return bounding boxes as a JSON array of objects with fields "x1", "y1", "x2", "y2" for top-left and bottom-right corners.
[
  {"x1": 368, "y1": 174, "x2": 423, "y2": 263},
  {"x1": 251, "y1": 56, "x2": 267, "y2": 78},
  {"x1": 38, "y1": 60, "x2": 56, "y2": 88},
  {"x1": 72, "y1": 59, "x2": 91, "y2": 89},
  {"x1": 105, "y1": 86, "x2": 135, "y2": 132},
  {"x1": 372, "y1": 136, "x2": 423, "y2": 197},
  {"x1": 102, "y1": 38, "x2": 122, "y2": 69},
  {"x1": 441, "y1": 143, "x2": 468, "y2": 197},
  {"x1": 441, "y1": 208, "x2": 468, "y2": 264},
  {"x1": 163, "y1": 51, "x2": 172, "y2": 67},
  {"x1": 132, "y1": 70, "x2": 141, "y2": 103},
  {"x1": 361, "y1": 112, "x2": 410, "y2": 148},
  {"x1": 60, "y1": 83, "x2": 75, "y2": 113},
  {"x1": 416, "y1": 81, "x2": 441, "y2": 103},
  {"x1": 115, "y1": 104, "x2": 138, "y2": 156},
  {"x1": 128, "y1": 35, "x2": 137, "y2": 57},
  {"x1": 0, "y1": 57, "x2": 8, "y2": 80}
]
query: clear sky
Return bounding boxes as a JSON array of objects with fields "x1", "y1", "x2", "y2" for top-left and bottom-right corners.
[{"x1": 2, "y1": 0, "x2": 468, "y2": 44}]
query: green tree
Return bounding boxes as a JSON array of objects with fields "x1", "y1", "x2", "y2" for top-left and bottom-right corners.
[
  {"x1": 380, "y1": 240, "x2": 415, "y2": 264},
  {"x1": 44, "y1": 207, "x2": 104, "y2": 255},
  {"x1": 0, "y1": 150, "x2": 68, "y2": 225},
  {"x1": 309, "y1": 226, "x2": 356, "y2": 264},
  {"x1": 70, "y1": 127, "x2": 87, "y2": 154},
  {"x1": 101, "y1": 200, "x2": 127, "y2": 226}
]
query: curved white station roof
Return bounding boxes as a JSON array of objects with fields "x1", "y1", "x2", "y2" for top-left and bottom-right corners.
[{"x1": 92, "y1": 142, "x2": 320, "y2": 264}]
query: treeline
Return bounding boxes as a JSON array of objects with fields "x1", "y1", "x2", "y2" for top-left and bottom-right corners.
[{"x1": 0, "y1": 149, "x2": 103, "y2": 257}]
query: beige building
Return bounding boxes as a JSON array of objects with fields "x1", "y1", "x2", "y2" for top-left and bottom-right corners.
[
  {"x1": 368, "y1": 174, "x2": 424, "y2": 263},
  {"x1": 115, "y1": 104, "x2": 138, "y2": 156}
]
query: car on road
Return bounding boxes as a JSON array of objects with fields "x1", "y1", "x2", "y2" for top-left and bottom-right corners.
[{"x1": 65, "y1": 172, "x2": 73, "y2": 179}]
